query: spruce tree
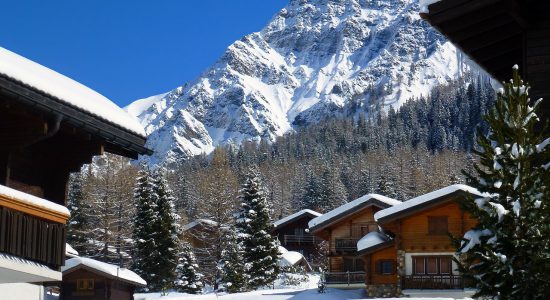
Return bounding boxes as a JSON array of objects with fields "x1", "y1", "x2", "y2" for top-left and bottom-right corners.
[
  {"x1": 218, "y1": 229, "x2": 246, "y2": 293},
  {"x1": 152, "y1": 169, "x2": 180, "y2": 291},
  {"x1": 458, "y1": 66, "x2": 550, "y2": 299},
  {"x1": 174, "y1": 243, "x2": 204, "y2": 294},
  {"x1": 235, "y1": 168, "x2": 280, "y2": 290},
  {"x1": 132, "y1": 166, "x2": 159, "y2": 291},
  {"x1": 67, "y1": 173, "x2": 92, "y2": 256}
]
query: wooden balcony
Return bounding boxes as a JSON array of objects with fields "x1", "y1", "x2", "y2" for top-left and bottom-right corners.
[
  {"x1": 0, "y1": 185, "x2": 69, "y2": 271},
  {"x1": 334, "y1": 238, "x2": 359, "y2": 253},
  {"x1": 402, "y1": 275, "x2": 464, "y2": 290},
  {"x1": 324, "y1": 271, "x2": 366, "y2": 285},
  {"x1": 282, "y1": 234, "x2": 321, "y2": 245}
]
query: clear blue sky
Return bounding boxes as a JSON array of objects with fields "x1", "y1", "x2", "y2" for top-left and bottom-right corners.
[{"x1": 0, "y1": 1, "x2": 287, "y2": 107}]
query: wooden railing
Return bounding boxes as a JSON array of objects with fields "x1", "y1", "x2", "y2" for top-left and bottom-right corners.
[
  {"x1": 335, "y1": 238, "x2": 359, "y2": 252},
  {"x1": 401, "y1": 275, "x2": 464, "y2": 289},
  {"x1": 283, "y1": 234, "x2": 320, "y2": 245},
  {"x1": 0, "y1": 191, "x2": 68, "y2": 270},
  {"x1": 324, "y1": 271, "x2": 366, "y2": 285}
]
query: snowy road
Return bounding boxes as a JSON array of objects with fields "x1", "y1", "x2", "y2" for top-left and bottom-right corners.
[{"x1": 136, "y1": 288, "x2": 469, "y2": 300}]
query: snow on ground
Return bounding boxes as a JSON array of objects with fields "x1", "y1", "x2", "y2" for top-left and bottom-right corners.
[
  {"x1": 135, "y1": 289, "x2": 472, "y2": 300},
  {"x1": 136, "y1": 274, "x2": 471, "y2": 300}
]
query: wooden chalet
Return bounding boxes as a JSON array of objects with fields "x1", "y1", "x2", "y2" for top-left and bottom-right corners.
[
  {"x1": 61, "y1": 257, "x2": 146, "y2": 300},
  {"x1": 0, "y1": 47, "x2": 150, "y2": 298},
  {"x1": 356, "y1": 185, "x2": 480, "y2": 298},
  {"x1": 181, "y1": 219, "x2": 221, "y2": 285},
  {"x1": 272, "y1": 209, "x2": 322, "y2": 264},
  {"x1": 420, "y1": 0, "x2": 550, "y2": 127},
  {"x1": 308, "y1": 194, "x2": 401, "y2": 288}
]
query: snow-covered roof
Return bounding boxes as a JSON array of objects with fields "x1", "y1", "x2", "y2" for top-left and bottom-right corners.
[
  {"x1": 65, "y1": 243, "x2": 79, "y2": 258},
  {"x1": 356, "y1": 231, "x2": 392, "y2": 253},
  {"x1": 273, "y1": 209, "x2": 321, "y2": 229},
  {"x1": 308, "y1": 194, "x2": 400, "y2": 231},
  {"x1": 182, "y1": 219, "x2": 218, "y2": 232},
  {"x1": 419, "y1": 0, "x2": 443, "y2": 13},
  {"x1": 374, "y1": 184, "x2": 482, "y2": 222},
  {"x1": 62, "y1": 257, "x2": 146, "y2": 286},
  {"x1": 278, "y1": 251, "x2": 305, "y2": 267},
  {"x1": 0, "y1": 184, "x2": 70, "y2": 217},
  {"x1": 0, "y1": 47, "x2": 145, "y2": 137}
]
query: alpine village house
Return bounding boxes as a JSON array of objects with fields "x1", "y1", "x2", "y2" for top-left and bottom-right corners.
[
  {"x1": 0, "y1": 47, "x2": 150, "y2": 299},
  {"x1": 309, "y1": 185, "x2": 481, "y2": 298},
  {"x1": 272, "y1": 209, "x2": 322, "y2": 265}
]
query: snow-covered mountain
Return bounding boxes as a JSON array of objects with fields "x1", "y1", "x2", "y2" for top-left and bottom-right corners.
[{"x1": 126, "y1": 0, "x2": 470, "y2": 165}]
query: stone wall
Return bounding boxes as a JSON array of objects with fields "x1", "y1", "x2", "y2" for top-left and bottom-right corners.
[
  {"x1": 366, "y1": 284, "x2": 398, "y2": 297},
  {"x1": 396, "y1": 250, "x2": 405, "y2": 294}
]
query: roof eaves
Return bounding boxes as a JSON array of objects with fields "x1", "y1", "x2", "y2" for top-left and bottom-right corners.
[
  {"x1": 0, "y1": 75, "x2": 152, "y2": 157},
  {"x1": 309, "y1": 199, "x2": 393, "y2": 233}
]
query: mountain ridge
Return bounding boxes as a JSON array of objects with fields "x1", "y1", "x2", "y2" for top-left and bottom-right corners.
[{"x1": 126, "y1": 0, "x2": 471, "y2": 165}]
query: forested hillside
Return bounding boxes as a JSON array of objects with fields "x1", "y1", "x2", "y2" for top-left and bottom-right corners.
[
  {"x1": 170, "y1": 76, "x2": 495, "y2": 220},
  {"x1": 68, "y1": 76, "x2": 495, "y2": 263}
]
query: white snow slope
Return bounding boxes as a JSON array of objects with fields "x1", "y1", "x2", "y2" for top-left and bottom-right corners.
[{"x1": 126, "y1": 0, "x2": 470, "y2": 165}]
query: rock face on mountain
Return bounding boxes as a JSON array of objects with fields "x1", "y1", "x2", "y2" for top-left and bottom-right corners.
[{"x1": 126, "y1": 0, "x2": 469, "y2": 165}]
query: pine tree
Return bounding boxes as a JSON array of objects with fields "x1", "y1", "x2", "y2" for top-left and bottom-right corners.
[
  {"x1": 458, "y1": 66, "x2": 550, "y2": 299},
  {"x1": 132, "y1": 166, "x2": 159, "y2": 291},
  {"x1": 174, "y1": 243, "x2": 204, "y2": 294},
  {"x1": 67, "y1": 173, "x2": 92, "y2": 256},
  {"x1": 152, "y1": 169, "x2": 180, "y2": 291},
  {"x1": 218, "y1": 229, "x2": 247, "y2": 293},
  {"x1": 235, "y1": 168, "x2": 280, "y2": 290}
]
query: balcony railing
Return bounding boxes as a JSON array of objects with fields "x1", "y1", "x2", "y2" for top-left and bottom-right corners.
[
  {"x1": 402, "y1": 275, "x2": 464, "y2": 289},
  {"x1": 324, "y1": 271, "x2": 366, "y2": 285},
  {"x1": 0, "y1": 186, "x2": 69, "y2": 270},
  {"x1": 335, "y1": 238, "x2": 359, "y2": 252},
  {"x1": 282, "y1": 234, "x2": 320, "y2": 245}
]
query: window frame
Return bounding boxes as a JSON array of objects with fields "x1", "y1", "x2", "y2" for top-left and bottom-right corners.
[
  {"x1": 76, "y1": 279, "x2": 95, "y2": 291},
  {"x1": 376, "y1": 259, "x2": 396, "y2": 275},
  {"x1": 412, "y1": 255, "x2": 453, "y2": 276}
]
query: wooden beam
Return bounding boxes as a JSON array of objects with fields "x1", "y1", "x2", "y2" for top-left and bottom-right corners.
[{"x1": 428, "y1": 0, "x2": 502, "y2": 25}]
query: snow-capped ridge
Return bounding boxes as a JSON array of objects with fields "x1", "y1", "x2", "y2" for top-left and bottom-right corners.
[{"x1": 128, "y1": 0, "x2": 472, "y2": 165}]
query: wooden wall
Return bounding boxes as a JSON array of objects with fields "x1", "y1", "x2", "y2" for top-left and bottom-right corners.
[
  {"x1": 61, "y1": 268, "x2": 135, "y2": 300},
  {"x1": 329, "y1": 207, "x2": 378, "y2": 253},
  {"x1": 392, "y1": 200, "x2": 476, "y2": 252},
  {"x1": 367, "y1": 247, "x2": 397, "y2": 285}
]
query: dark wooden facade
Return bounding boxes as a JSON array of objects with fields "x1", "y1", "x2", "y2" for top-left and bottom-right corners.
[
  {"x1": 0, "y1": 206, "x2": 65, "y2": 269},
  {"x1": 61, "y1": 268, "x2": 139, "y2": 300},
  {"x1": 0, "y1": 56, "x2": 150, "y2": 275},
  {"x1": 273, "y1": 214, "x2": 321, "y2": 261},
  {"x1": 421, "y1": 0, "x2": 550, "y2": 126}
]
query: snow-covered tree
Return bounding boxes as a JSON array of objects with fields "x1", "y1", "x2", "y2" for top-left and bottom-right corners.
[
  {"x1": 151, "y1": 169, "x2": 181, "y2": 291},
  {"x1": 218, "y1": 229, "x2": 246, "y2": 293},
  {"x1": 174, "y1": 243, "x2": 204, "y2": 294},
  {"x1": 67, "y1": 173, "x2": 93, "y2": 256},
  {"x1": 458, "y1": 66, "x2": 550, "y2": 299},
  {"x1": 235, "y1": 168, "x2": 280, "y2": 290},
  {"x1": 132, "y1": 166, "x2": 159, "y2": 291}
]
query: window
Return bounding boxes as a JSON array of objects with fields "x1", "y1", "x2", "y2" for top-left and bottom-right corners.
[
  {"x1": 76, "y1": 279, "x2": 94, "y2": 290},
  {"x1": 376, "y1": 260, "x2": 395, "y2": 275},
  {"x1": 428, "y1": 216, "x2": 448, "y2": 235},
  {"x1": 294, "y1": 228, "x2": 304, "y2": 236},
  {"x1": 413, "y1": 256, "x2": 453, "y2": 275}
]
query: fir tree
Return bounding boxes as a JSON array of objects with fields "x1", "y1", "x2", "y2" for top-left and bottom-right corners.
[
  {"x1": 132, "y1": 166, "x2": 159, "y2": 291},
  {"x1": 458, "y1": 66, "x2": 550, "y2": 299},
  {"x1": 174, "y1": 243, "x2": 204, "y2": 294},
  {"x1": 152, "y1": 169, "x2": 180, "y2": 291},
  {"x1": 218, "y1": 229, "x2": 246, "y2": 293},
  {"x1": 67, "y1": 173, "x2": 92, "y2": 256},
  {"x1": 235, "y1": 168, "x2": 280, "y2": 290}
]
